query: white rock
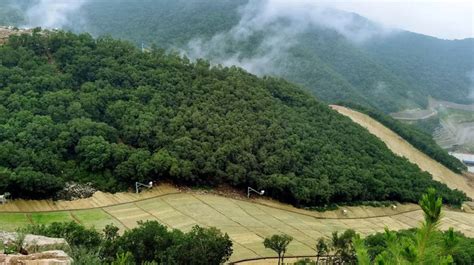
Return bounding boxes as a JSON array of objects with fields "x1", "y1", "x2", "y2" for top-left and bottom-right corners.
[
  {"x1": 0, "y1": 250, "x2": 73, "y2": 265},
  {"x1": 0, "y1": 232, "x2": 70, "y2": 254}
]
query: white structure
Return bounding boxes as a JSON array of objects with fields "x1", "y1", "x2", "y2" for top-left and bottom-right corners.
[
  {"x1": 135, "y1": 181, "x2": 153, "y2": 193},
  {"x1": 247, "y1": 187, "x2": 265, "y2": 198},
  {"x1": 449, "y1": 152, "x2": 474, "y2": 173},
  {"x1": 0, "y1": 192, "x2": 10, "y2": 204}
]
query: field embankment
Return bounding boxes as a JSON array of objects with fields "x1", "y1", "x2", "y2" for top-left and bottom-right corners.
[
  {"x1": 0, "y1": 185, "x2": 473, "y2": 262},
  {"x1": 331, "y1": 105, "x2": 474, "y2": 199}
]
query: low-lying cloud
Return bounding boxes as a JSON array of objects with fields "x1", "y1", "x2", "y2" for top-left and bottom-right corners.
[
  {"x1": 24, "y1": 0, "x2": 88, "y2": 29},
  {"x1": 184, "y1": 0, "x2": 393, "y2": 75}
]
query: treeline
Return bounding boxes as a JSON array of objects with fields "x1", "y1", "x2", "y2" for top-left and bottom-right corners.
[
  {"x1": 0, "y1": 30, "x2": 467, "y2": 206},
  {"x1": 339, "y1": 102, "x2": 467, "y2": 173}
]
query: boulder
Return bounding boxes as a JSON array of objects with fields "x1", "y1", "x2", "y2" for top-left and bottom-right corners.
[
  {"x1": 22, "y1": 235, "x2": 70, "y2": 254},
  {"x1": 0, "y1": 250, "x2": 72, "y2": 265},
  {"x1": 0, "y1": 232, "x2": 70, "y2": 254}
]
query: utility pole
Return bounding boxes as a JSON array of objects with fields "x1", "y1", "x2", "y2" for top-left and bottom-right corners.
[
  {"x1": 136, "y1": 181, "x2": 153, "y2": 193},
  {"x1": 247, "y1": 187, "x2": 265, "y2": 198}
]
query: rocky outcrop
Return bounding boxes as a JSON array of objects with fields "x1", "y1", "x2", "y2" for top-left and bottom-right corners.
[
  {"x1": 0, "y1": 250, "x2": 72, "y2": 265},
  {"x1": 0, "y1": 232, "x2": 70, "y2": 254},
  {"x1": 55, "y1": 182, "x2": 97, "y2": 201}
]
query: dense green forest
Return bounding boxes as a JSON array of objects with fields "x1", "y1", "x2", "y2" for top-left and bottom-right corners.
[
  {"x1": 339, "y1": 102, "x2": 467, "y2": 173},
  {"x1": 0, "y1": 31, "x2": 467, "y2": 206},
  {"x1": 2, "y1": 0, "x2": 472, "y2": 113}
]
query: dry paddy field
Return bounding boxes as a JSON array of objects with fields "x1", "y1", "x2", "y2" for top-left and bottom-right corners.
[{"x1": 0, "y1": 186, "x2": 473, "y2": 262}]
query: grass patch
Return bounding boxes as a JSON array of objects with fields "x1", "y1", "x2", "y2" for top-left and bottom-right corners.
[
  {"x1": 0, "y1": 213, "x2": 30, "y2": 231},
  {"x1": 30, "y1": 212, "x2": 73, "y2": 225},
  {"x1": 72, "y1": 209, "x2": 125, "y2": 231}
]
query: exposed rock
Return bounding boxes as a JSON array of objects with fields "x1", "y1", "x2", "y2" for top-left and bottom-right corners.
[
  {"x1": 0, "y1": 250, "x2": 72, "y2": 265},
  {"x1": 0, "y1": 26, "x2": 33, "y2": 45},
  {"x1": 0, "y1": 232, "x2": 70, "y2": 255},
  {"x1": 55, "y1": 182, "x2": 97, "y2": 201}
]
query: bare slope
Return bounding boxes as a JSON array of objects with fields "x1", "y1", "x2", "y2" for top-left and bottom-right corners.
[{"x1": 331, "y1": 105, "x2": 474, "y2": 199}]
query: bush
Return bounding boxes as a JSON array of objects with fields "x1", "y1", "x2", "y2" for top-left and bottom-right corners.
[
  {"x1": 19, "y1": 220, "x2": 233, "y2": 264},
  {"x1": 22, "y1": 221, "x2": 102, "y2": 249}
]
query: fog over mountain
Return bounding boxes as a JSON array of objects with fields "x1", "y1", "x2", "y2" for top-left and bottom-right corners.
[
  {"x1": 1, "y1": 0, "x2": 473, "y2": 113},
  {"x1": 184, "y1": 0, "x2": 395, "y2": 75},
  {"x1": 23, "y1": 0, "x2": 89, "y2": 29}
]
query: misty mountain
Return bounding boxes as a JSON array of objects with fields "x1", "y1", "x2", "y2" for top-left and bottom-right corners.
[
  {"x1": 2, "y1": 0, "x2": 473, "y2": 112},
  {"x1": 364, "y1": 32, "x2": 474, "y2": 105}
]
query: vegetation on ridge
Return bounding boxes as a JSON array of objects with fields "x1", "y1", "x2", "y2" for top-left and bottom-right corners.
[
  {"x1": 0, "y1": 30, "x2": 467, "y2": 206},
  {"x1": 3, "y1": 0, "x2": 473, "y2": 112}
]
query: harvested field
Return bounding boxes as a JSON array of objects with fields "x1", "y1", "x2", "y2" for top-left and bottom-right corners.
[
  {"x1": 331, "y1": 105, "x2": 474, "y2": 199},
  {"x1": 0, "y1": 189, "x2": 473, "y2": 262}
]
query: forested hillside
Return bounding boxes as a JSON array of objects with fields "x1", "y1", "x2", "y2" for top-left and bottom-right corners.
[
  {"x1": 364, "y1": 32, "x2": 474, "y2": 105},
  {"x1": 73, "y1": 0, "x2": 474, "y2": 112},
  {"x1": 0, "y1": 31, "x2": 466, "y2": 205},
  {"x1": 3, "y1": 0, "x2": 472, "y2": 112}
]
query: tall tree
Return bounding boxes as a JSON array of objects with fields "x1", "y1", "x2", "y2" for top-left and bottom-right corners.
[{"x1": 263, "y1": 234, "x2": 293, "y2": 265}]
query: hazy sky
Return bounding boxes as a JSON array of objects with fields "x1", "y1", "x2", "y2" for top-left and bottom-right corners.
[{"x1": 323, "y1": 0, "x2": 474, "y2": 39}]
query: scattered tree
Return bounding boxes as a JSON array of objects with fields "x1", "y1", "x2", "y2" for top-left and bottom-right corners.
[
  {"x1": 331, "y1": 229, "x2": 356, "y2": 263},
  {"x1": 315, "y1": 238, "x2": 329, "y2": 264},
  {"x1": 263, "y1": 234, "x2": 293, "y2": 265}
]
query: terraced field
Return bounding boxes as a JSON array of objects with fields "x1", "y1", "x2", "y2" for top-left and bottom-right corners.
[{"x1": 1, "y1": 187, "x2": 473, "y2": 262}]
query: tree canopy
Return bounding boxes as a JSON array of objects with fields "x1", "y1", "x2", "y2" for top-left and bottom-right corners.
[{"x1": 0, "y1": 30, "x2": 467, "y2": 206}]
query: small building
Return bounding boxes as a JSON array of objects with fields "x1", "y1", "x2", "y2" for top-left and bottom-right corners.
[{"x1": 449, "y1": 152, "x2": 474, "y2": 173}]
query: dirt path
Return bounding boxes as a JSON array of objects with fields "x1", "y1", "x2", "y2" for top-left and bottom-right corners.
[{"x1": 331, "y1": 105, "x2": 474, "y2": 199}]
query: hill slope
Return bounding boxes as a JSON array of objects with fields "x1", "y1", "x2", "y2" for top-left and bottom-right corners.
[
  {"x1": 337, "y1": 102, "x2": 467, "y2": 173},
  {"x1": 332, "y1": 105, "x2": 474, "y2": 199},
  {"x1": 3, "y1": 1, "x2": 473, "y2": 112},
  {"x1": 0, "y1": 31, "x2": 466, "y2": 205},
  {"x1": 62, "y1": 1, "x2": 474, "y2": 112},
  {"x1": 0, "y1": 187, "x2": 473, "y2": 262}
]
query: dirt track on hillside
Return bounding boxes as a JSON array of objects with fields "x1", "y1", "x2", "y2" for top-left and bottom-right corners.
[{"x1": 331, "y1": 105, "x2": 474, "y2": 199}]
